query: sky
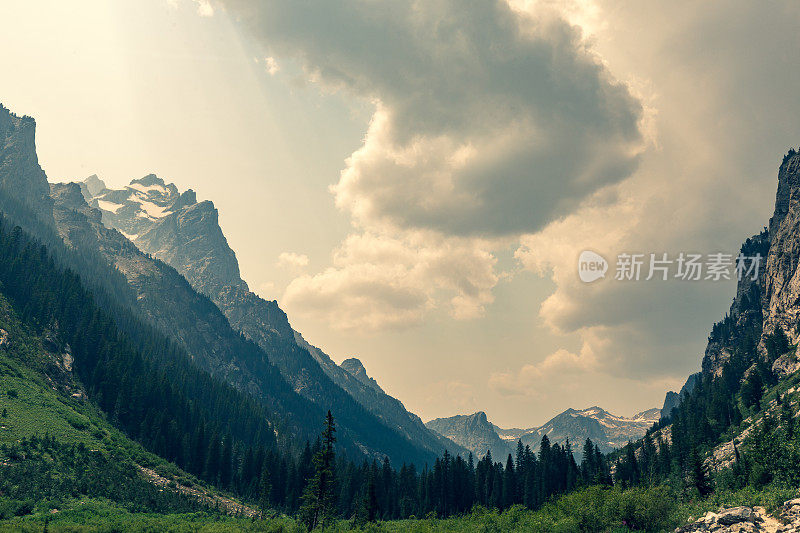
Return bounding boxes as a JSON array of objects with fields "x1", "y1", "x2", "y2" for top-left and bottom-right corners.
[{"x1": 1, "y1": 0, "x2": 799, "y2": 428}]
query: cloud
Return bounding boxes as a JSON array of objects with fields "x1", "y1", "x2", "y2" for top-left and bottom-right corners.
[
  {"x1": 489, "y1": 347, "x2": 596, "y2": 397},
  {"x1": 214, "y1": 0, "x2": 645, "y2": 333},
  {"x1": 219, "y1": 0, "x2": 800, "y2": 392},
  {"x1": 169, "y1": 0, "x2": 214, "y2": 16},
  {"x1": 282, "y1": 232, "x2": 498, "y2": 330},
  {"x1": 195, "y1": 0, "x2": 214, "y2": 16},
  {"x1": 264, "y1": 56, "x2": 279, "y2": 75},
  {"x1": 509, "y1": 0, "x2": 800, "y2": 381},
  {"x1": 276, "y1": 251, "x2": 309, "y2": 269},
  {"x1": 425, "y1": 380, "x2": 478, "y2": 415},
  {"x1": 219, "y1": 0, "x2": 644, "y2": 238}
]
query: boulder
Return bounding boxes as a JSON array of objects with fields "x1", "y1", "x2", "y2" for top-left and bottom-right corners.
[{"x1": 717, "y1": 506, "x2": 754, "y2": 526}]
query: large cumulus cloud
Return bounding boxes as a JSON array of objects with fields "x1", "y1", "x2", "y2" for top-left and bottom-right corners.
[
  {"x1": 221, "y1": 0, "x2": 644, "y2": 236},
  {"x1": 214, "y1": 0, "x2": 645, "y2": 330}
]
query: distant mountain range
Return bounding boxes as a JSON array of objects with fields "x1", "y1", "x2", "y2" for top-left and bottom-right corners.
[{"x1": 426, "y1": 406, "x2": 660, "y2": 459}]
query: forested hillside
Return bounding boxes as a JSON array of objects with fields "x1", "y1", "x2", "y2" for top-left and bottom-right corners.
[{"x1": 0, "y1": 103, "x2": 443, "y2": 466}]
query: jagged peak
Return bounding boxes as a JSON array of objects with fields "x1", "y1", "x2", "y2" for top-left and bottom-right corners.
[
  {"x1": 82, "y1": 174, "x2": 107, "y2": 197},
  {"x1": 131, "y1": 174, "x2": 166, "y2": 187},
  {"x1": 169, "y1": 189, "x2": 198, "y2": 212},
  {"x1": 50, "y1": 182, "x2": 86, "y2": 207},
  {"x1": 0, "y1": 103, "x2": 35, "y2": 127},
  {"x1": 770, "y1": 148, "x2": 800, "y2": 234},
  {"x1": 471, "y1": 411, "x2": 489, "y2": 423},
  {"x1": 340, "y1": 357, "x2": 384, "y2": 394},
  {"x1": 341, "y1": 357, "x2": 367, "y2": 373}
]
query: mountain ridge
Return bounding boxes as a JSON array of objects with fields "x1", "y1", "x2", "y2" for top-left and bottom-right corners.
[
  {"x1": 80, "y1": 172, "x2": 468, "y2": 460},
  {"x1": 0, "y1": 102, "x2": 441, "y2": 465},
  {"x1": 426, "y1": 405, "x2": 659, "y2": 459}
]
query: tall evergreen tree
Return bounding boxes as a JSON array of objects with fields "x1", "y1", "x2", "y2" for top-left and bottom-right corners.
[{"x1": 299, "y1": 411, "x2": 338, "y2": 530}]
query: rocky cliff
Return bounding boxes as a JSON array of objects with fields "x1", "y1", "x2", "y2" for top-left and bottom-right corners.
[
  {"x1": 0, "y1": 104, "x2": 53, "y2": 225},
  {"x1": 657, "y1": 150, "x2": 800, "y2": 475},
  {"x1": 696, "y1": 150, "x2": 800, "y2": 384},
  {"x1": 426, "y1": 411, "x2": 515, "y2": 459},
  {"x1": 340, "y1": 357, "x2": 384, "y2": 394}
]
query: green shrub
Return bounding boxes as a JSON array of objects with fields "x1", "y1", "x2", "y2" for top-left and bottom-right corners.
[{"x1": 66, "y1": 414, "x2": 89, "y2": 430}]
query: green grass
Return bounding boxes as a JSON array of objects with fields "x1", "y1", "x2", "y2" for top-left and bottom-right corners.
[
  {"x1": 0, "y1": 481, "x2": 796, "y2": 532},
  {"x1": 0, "y1": 486, "x2": 678, "y2": 532},
  {"x1": 0, "y1": 500, "x2": 299, "y2": 533},
  {"x1": 0, "y1": 355, "x2": 105, "y2": 448},
  {"x1": 0, "y1": 294, "x2": 240, "y2": 517}
]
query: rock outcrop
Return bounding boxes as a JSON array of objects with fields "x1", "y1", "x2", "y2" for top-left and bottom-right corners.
[
  {"x1": 427, "y1": 411, "x2": 515, "y2": 459},
  {"x1": 668, "y1": 150, "x2": 800, "y2": 419},
  {"x1": 340, "y1": 358, "x2": 384, "y2": 394},
  {"x1": 760, "y1": 150, "x2": 800, "y2": 353},
  {"x1": 676, "y1": 499, "x2": 800, "y2": 532}
]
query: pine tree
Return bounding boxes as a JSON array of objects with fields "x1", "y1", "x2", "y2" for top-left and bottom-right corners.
[
  {"x1": 364, "y1": 474, "x2": 379, "y2": 522},
  {"x1": 689, "y1": 450, "x2": 712, "y2": 496},
  {"x1": 258, "y1": 465, "x2": 272, "y2": 519},
  {"x1": 299, "y1": 411, "x2": 338, "y2": 530},
  {"x1": 503, "y1": 454, "x2": 516, "y2": 508},
  {"x1": 741, "y1": 370, "x2": 764, "y2": 411}
]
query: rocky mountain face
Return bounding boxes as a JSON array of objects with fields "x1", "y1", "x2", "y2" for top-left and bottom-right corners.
[
  {"x1": 761, "y1": 151, "x2": 800, "y2": 377},
  {"x1": 427, "y1": 406, "x2": 660, "y2": 459},
  {"x1": 0, "y1": 103, "x2": 443, "y2": 466},
  {"x1": 426, "y1": 412, "x2": 515, "y2": 460},
  {"x1": 0, "y1": 104, "x2": 55, "y2": 239},
  {"x1": 660, "y1": 372, "x2": 700, "y2": 420},
  {"x1": 340, "y1": 358, "x2": 384, "y2": 394},
  {"x1": 0, "y1": 105, "x2": 52, "y2": 224},
  {"x1": 671, "y1": 149, "x2": 800, "y2": 412},
  {"x1": 80, "y1": 172, "x2": 465, "y2": 459},
  {"x1": 655, "y1": 150, "x2": 800, "y2": 475}
]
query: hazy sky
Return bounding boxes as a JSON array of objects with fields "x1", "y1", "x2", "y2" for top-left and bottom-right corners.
[{"x1": 2, "y1": 0, "x2": 799, "y2": 428}]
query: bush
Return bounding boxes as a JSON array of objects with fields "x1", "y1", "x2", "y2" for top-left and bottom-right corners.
[
  {"x1": 0, "y1": 498, "x2": 34, "y2": 519},
  {"x1": 66, "y1": 414, "x2": 89, "y2": 430}
]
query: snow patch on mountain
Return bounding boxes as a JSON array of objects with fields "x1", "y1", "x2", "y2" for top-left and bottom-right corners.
[
  {"x1": 428, "y1": 405, "x2": 660, "y2": 459},
  {"x1": 96, "y1": 199, "x2": 124, "y2": 214}
]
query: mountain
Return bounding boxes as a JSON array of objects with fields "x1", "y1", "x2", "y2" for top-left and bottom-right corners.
[
  {"x1": 0, "y1": 102, "x2": 442, "y2": 466},
  {"x1": 660, "y1": 372, "x2": 700, "y2": 420},
  {"x1": 340, "y1": 358, "x2": 384, "y2": 394},
  {"x1": 426, "y1": 406, "x2": 659, "y2": 459},
  {"x1": 628, "y1": 149, "x2": 800, "y2": 485},
  {"x1": 664, "y1": 150, "x2": 800, "y2": 422},
  {"x1": 426, "y1": 412, "x2": 515, "y2": 460},
  {"x1": 81, "y1": 173, "x2": 466, "y2": 460},
  {"x1": 0, "y1": 284, "x2": 237, "y2": 515},
  {"x1": 0, "y1": 105, "x2": 53, "y2": 226}
]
